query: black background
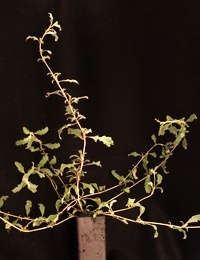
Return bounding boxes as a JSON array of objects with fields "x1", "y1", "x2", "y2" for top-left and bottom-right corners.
[{"x1": 0, "y1": 1, "x2": 200, "y2": 259}]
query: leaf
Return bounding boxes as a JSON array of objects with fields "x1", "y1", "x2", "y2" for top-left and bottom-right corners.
[
  {"x1": 98, "y1": 202, "x2": 109, "y2": 210},
  {"x1": 58, "y1": 124, "x2": 73, "y2": 139},
  {"x1": 60, "y1": 163, "x2": 75, "y2": 172},
  {"x1": 15, "y1": 161, "x2": 25, "y2": 174},
  {"x1": 60, "y1": 79, "x2": 79, "y2": 85},
  {"x1": 120, "y1": 219, "x2": 128, "y2": 224},
  {"x1": 91, "y1": 197, "x2": 102, "y2": 207},
  {"x1": 149, "y1": 152, "x2": 157, "y2": 158},
  {"x1": 15, "y1": 136, "x2": 32, "y2": 146},
  {"x1": 90, "y1": 161, "x2": 102, "y2": 167},
  {"x1": 71, "y1": 185, "x2": 79, "y2": 196},
  {"x1": 185, "y1": 214, "x2": 200, "y2": 225},
  {"x1": 35, "y1": 170, "x2": 45, "y2": 178},
  {"x1": 156, "y1": 174, "x2": 163, "y2": 185},
  {"x1": 186, "y1": 114, "x2": 197, "y2": 123},
  {"x1": 174, "y1": 132, "x2": 185, "y2": 147},
  {"x1": 53, "y1": 21, "x2": 62, "y2": 31},
  {"x1": 34, "y1": 127, "x2": 49, "y2": 135},
  {"x1": 27, "y1": 164, "x2": 35, "y2": 175},
  {"x1": 32, "y1": 217, "x2": 46, "y2": 227},
  {"x1": 23, "y1": 127, "x2": 30, "y2": 135},
  {"x1": 169, "y1": 126, "x2": 178, "y2": 136},
  {"x1": 91, "y1": 183, "x2": 98, "y2": 191},
  {"x1": 161, "y1": 161, "x2": 169, "y2": 174},
  {"x1": 44, "y1": 143, "x2": 60, "y2": 149},
  {"x1": 26, "y1": 36, "x2": 39, "y2": 42},
  {"x1": 68, "y1": 128, "x2": 82, "y2": 138},
  {"x1": 126, "y1": 198, "x2": 136, "y2": 208},
  {"x1": 151, "y1": 134, "x2": 157, "y2": 144},
  {"x1": 144, "y1": 175, "x2": 152, "y2": 193},
  {"x1": 111, "y1": 170, "x2": 125, "y2": 183},
  {"x1": 43, "y1": 49, "x2": 52, "y2": 55},
  {"x1": 12, "y1": 182, "x2": 25, "y2": 193},
  {"x1": 151, "y1": 224, "x2": 159, "y2": 238},
  {"x1": 182, "y1": 137, "x2": 188, "y2": 150},
  {"x1": 135, "y1": 202, "x2": 145, "y2": 218},
  {"x1": 50, "y1": 156, "x2": 57, "y2": 165},
  {"x1": 166, "y1": 115, "x2": 173, "y2": 121},
  {"x1": 142, "y1": 156, "x2": 149, "y2": 171},
  {"x1": 109, "y1": 199, "x2": 117, "y2": 208},
  {"x1": 124, "y1": 187, "x2": 130, "y2": 193},
  {"x1": 42, "y1": 168, "x2": 53, "y2": 177},
  {"x1": 90, "y1": 135, "x2": 114, "y2": 147},
  {"x1": 46, "y1": 90, "x2": 63, "y2": 98},
  {"x1": 158, "y1": 123, "x2": 170, "y2": 136},
  {"x1": 55, "y1": 199, "x2": 61, "y2": 212},
  {"x1": 27, "y1": 181, "x2": 38, "y2": 193},
  {"x1": 99, "y1": 185, "x2": 105, "y2": 191},
  {"x1": 128, "y1": 151, "x2": 141, "y2": 157},
  {"x1": 48, "y1": 214, "x2": 59, "y2": 223},
  {"x1": 4, "y1": 218, "x2": 22, "y2": 230},
  {"x1": 10, "y1": 219, "x2": 23, "y2": 229},
  {"x1": 38, "y1": 203, "x2": 45, "y2": 216},
  {"x1": 82, "y1": 183, "x2": 95, "y2": 194},
  {"x1": 38, "y1": 154, "x2": 49, "y2": 168},
  {"x1": 48, "y1": 12, "x2": 53, "y2": 24},
  {"x1": 0, "y1": 196, "x2": 8, "y2": 208},
  {"x1": 25, "y1": 200, "x2": 32, "y2": 216},
  {"x1": 30, "y1": 147, "x2": 40, "y2": 152},
  {"x1": 82, "y1": 128, "x2": 92, "y2": 135},
  {"x1": 131, "y1": 167, "x2": 138, "y2": 179}
]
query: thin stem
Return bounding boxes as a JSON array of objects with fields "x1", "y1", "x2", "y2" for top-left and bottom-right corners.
[{"x1": 38, "y1": 27, "x2": 88, "y2": 211}]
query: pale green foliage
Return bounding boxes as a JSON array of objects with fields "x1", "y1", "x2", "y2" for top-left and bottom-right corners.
[
  {"x1": 25, "y1": 200, "x2": 32, "y2": 216},
  {"x1": 90, "y1": 135, "x2": 114, "y2": 147},
  {"x1": 0, "y1": 13, "x2": 199, "y2": 238},
  {"x1": 38, "y1": 203, "x2": 45, "y2": 217},
  {"x1": 0, "y1": 196, "x2": 9, "y2": 208}
]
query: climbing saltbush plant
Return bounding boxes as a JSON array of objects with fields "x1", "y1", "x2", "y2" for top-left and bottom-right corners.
[{"x1": 0, "y1": 13, "x2": 199, "y2": 238}]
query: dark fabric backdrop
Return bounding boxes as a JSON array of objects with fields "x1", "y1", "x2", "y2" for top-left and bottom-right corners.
[{"x1": 0, "y1": 1, "x2": 200, "y2": 259}]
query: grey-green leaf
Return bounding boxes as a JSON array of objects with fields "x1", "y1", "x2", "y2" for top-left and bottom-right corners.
[
  {"x1": 185, "y1": 214, "x2": 200, "y2": 225},
  {"x1": 111, "y1": 170, "x2": 124, "y2": 183},
  {"x1": 90, "y1": 135, "x2": 114, "y2": 147},
  {"x1": 38, "y1": 203, "x2": 45, "y2": 216},
  {"x1": 38, "y1": 154, "x2": 49, "y2": 168},
  {"x1": 12, "y1": 182, "x2": 25, "y2": 193},
  {"x1": 149, "y1": 152, "x2": 157, "y2": 158},
  {"x1": 42, "y1": 168, "x2": 53, "y2": 177},
  {"x1": 82, "y1": 183, "x2": 95, "y2": 194},
  {"x1": 50, "y1": 156, "x2": 57, "y2": 165},
  {"x1": 25, "y1": 200, "x2": 32, "y2": 216},
  {"x1": 48, "y1": 214, "x2": 59, "y2": 223},
  {"x1": 126, "y1": 198, "x2": 136, "y2": 208},
  {"x1": 129, "y1": 151, "x2": 141, "y2": 157},
  {"x1": 0, "y1": 196, "x2": 9, "y2": 208},
  {"x1": 186, "y1": 114, "x2": 197, "y2": 123},
  {"x1": 27, "y1": 181, "x2": 38, "y2": 193},
  {"x1": 44, "y1": 143, "x2": 60, "y2": 149},
  {"x1": 15, "y1": 162, "x2": 25, "y2": 174},
  {"x1": 55, "y1": 199, "x2": 61, "y2": 212},
  {"x1": 151, "y1": 134, "x2": 157, "y2": 144},
  {"x1": 144, "y1": 175, "x2": 152, "y2": 193},
  {"x1": 23, "y1": 127, "x2": 30, "y2": 135},
  {"x1": 35, "y1": 127, "x2": 49, "y2": 135},
  {"x1": 157, "y1": 174, "x2": 163, "y2": 185}
]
